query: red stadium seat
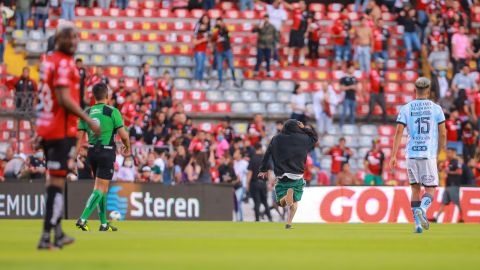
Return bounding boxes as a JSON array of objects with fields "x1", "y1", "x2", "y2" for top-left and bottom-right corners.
[
  {"x1": 125, "y1": 8, "x2": 139, "y2": 17},
  {"x1": 191, "y1": 9, "x2": 204, "y2": 18},
  {"x1": 309, "y1": 3, "x2": 325, "y2": 12},
  {"x1": 378, "y1": 125, "x2": 396, "y2": 136},
  {"x1": 173, "y1": 9, "x2": 190, "y2": 18},
  {"x1": 328, "y1": 3, "x2": 343, "y2": 12},
  {"x1": 225, "y1": 10, "x2": 240, "y2": 19},
  {"x1": 403, "y1": 71, "x2": 418, "y2": 82},
  {"x1": 198, "y1": 102, "x2": 213, "y2": 113},
  {"x1": 327, "y1": 12, "x2": 340, "y2": 21},
  {"x1": 208, "y1": 9, "x2": 222, "y2": 18},
  {"x1": 241, "y1": 10, "x2": 257, "y2": 19},
  {"x1": 214, "y1": 102, "x2": 231, "y2": 113},
  {"x1": 189, "y1": 91, "x2": 206, "y2": 101},
  {"x1": 313, "y1": 70, "x2": 328, "y2": 80},
  {"x1": 385, "y1": 82, "x2": 399, "y2": 93}
]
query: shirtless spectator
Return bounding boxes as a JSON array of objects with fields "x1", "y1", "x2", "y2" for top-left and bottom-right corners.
[
  {"x1": 336, "y1": 163, "x2": 360, "y2": 186},
  {"x1": 355, "y1": 16, "x2": 373, "y2": 74}
]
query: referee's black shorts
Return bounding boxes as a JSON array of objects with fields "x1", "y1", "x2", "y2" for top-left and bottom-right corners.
[{"x1": 87, "y1": 147, "x2": 116, "y2": 180}]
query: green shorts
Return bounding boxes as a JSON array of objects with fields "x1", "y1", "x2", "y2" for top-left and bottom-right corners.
[
  {"x1": 364, "y1": 174, "x2": 383, "y2": 186},
  {"x1": 274, "y1": 178, "x2": 305, "y2": 203}
]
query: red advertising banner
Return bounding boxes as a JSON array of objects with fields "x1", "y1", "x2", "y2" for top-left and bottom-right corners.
[{"x1": 294, "y1": 187, "x2": 480, "y2": 223}]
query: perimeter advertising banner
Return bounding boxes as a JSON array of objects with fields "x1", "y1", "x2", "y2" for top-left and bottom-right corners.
[
  {"x1": 66, "y1": 182, "x2": 234, "y2": 221},
  {"x1": 0, "y1": 182, "x2": 45, "y2": 219},
  {"x1": 294, "y1": 187, "x2": 480, "y2": 223}
]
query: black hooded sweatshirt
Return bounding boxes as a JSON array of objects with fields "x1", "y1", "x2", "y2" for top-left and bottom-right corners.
[{"x1": 259, "y1": 119, "x2": 318, "y2": 178}]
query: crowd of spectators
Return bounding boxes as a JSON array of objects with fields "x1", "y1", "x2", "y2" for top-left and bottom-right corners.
[{"x1": 1, "y1": 1, "x2": 480, "y2": 203}]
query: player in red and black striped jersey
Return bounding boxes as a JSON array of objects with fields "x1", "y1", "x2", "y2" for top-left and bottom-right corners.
[
  {"x1": 36, "y1": 21, "x2": 100, "y2": 250},
  {"x1": 364, "y1": 139, "x2": 385, "y2": 186}
]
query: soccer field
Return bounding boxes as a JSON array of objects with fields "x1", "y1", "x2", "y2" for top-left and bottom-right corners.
[{"x1": 0, "y1": 220, "x2": 479, "y2": 270}]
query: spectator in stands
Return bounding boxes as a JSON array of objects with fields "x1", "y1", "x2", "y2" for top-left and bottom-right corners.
[
  {"x1": 354, "y1": 0, "x2": 369, "y2": 13},
  {"x1": 78, "y1": 0, "x2": 89, "y2": 8},
  {"x1": 0, "y1": 1, "x2": 5, "y2": 64},
  {"x1": 247, "y1": 143, "x2": 272, "y2": 222},
  {"x1": 451, "y1": 26, "x2": 472, "y2": 74},
  {"x1": 3, "y1": 153, "x2": 26, "y2": 181},
  {"x1": 455, "y1": 88, "x2": 471, "y2": 121},
  {"x1": 98, "y1": 0, "x2": 111, "y2": 10},
  {"x1": 27, "y1": 150, "x2": 46, "y2": 180},
  {"x1": 366, "y1": 58, "x2": 387, "y2": 123},
  {"x1": 248, "y1": 114, "x2": 266, "y2": 146},
  {"x1": 355, "y1": 16, "x2": 373, "y2": 74},
  {"x1": 138, "y1": 166, "x2": 152, "y2": 182},
  {"x1": 15, "y1": 0, "x2": 31, "y2": 30},
  {"x1": 13, "y1": 67, "x2": 37, "y2": 115},
  {"x1": 283, "y1": 0, "x2": 310, "y2": 66},
  {"x1": 211, "y1": 17, "x2": 239, "y2": 89},
  {"x1": 436, "y1": 147, "x2": 464, "y2": 223},
  {"x1": 452, "y1": 65, "x2": 478, "y2": 93},
  {"x1": 364, "y1": 138, "x2": 385, "y2": 186},
  {"x1": 61, "y1": 0, "x2": 76, "y2": 21},
  {"x1": 172, "y1": 145, "x2": 189, "y2": 183},
  {"x1": 306, "y1": 17, "x2": 320, "y2": 60},
  {"x1": 76, "y1": 58, "x2": 88, "y2": 109},
  {"x1": 253, "y1": 14, "x2": 277, "y2": 77},
  {"x1": 428, "y1": 41, "x2": 450, "y2": 75},
  {"x1": 264, "y1": 0, "x2": 287, "y2": 66},
  {"x1": 325, "y1": 137, "x2": 353, "y2": 185},
  {"x1": 397, "y1": 8, "x2": 422, "y2": 64},
  {"x1": 215, "y1": 130, "x2": 230, "y2": 158},
  {"x1": 189, "y1": 129, "x2": 207, "y2": 152},
  {"x1": 116, "y1": 0, "x2": 128, "y2": 10},
  {"x1": 87, "y1": 66, "x2": 110, "y2": 105},
  {"x1": 461, "y1": 121, "x2": 477, "y2": 163},
  {"x1": 121, "y1": 92, "x2": 137, "y2": 127},
  {"x1": 218, "y1": 155, "x2": 238, "y2": 186},
  {"x1": 336, "y1": 162, "x2": 359, "y2": 186},
  {"x1": 372, "y1": 18, "x2": 390, "y2": 63},
  {"x1": 157, "y1": 70, "x2": 174, "y2": 109},
  {"x1": 203, "y1": 0, "x2": 214, "y2": 10},
  {"x1": 233, "y1": 149, "x2": 248, "y2": 221},
  {"x1": 216, "y1": 116, "x2": 234, "y2": 143},
  {"x1": 185, "y1": 150, "x2": 214, "y2": 183},
  {"x1": 313, "y1": 82, "x2": 338, "y2": 135},
  {"x1": 116, "y1": 156, "x2": 136, "y2": 182},
  {"x1": 339, "y1": 65, "x2": 359, "y2": 127},
  {"x1": 239, "y1": 0, "x2": 253, "y2": 11},
  {"x1": 193, "y1": 14, "x2": 210, "y2": 89},
  {"x1": 434, "y1": 67, "x2": 449, "y2": 99},
  {"x1": 138, "y1": 63, "x2": 156, "y2": 97},
  {"x1": 365, "y1": 1, "x2": 381, "y2": 24},
  {"x1": 331, "y1": 15, "x2": 352, "y2": 70},
  {"x1": 473, "y1": 33, "x2": 480, "y2": 72},
  {"x1": 446, "y1": 109, "x2": 463, "y2": 155},
  {"x1": 290, "y1": 83, "x2": 307, "y2": 124},
  {"x1": 129, "y1": 116, "x2": 144, "y2": 143},
  {"x1": 33, "y1": 0, "x2": 48, "y2": 33}
]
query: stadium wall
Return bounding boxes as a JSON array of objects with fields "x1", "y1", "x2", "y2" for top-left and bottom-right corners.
[
  {"x1": 0, "y1": 182, "x2": 233, "y2": 221},
  {"x1": 295, "y1": 187, "x2": 480, "y2": 224}
]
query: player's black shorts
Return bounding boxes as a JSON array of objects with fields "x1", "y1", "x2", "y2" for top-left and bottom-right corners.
[
  {"x1": 288, "y1": 30, "x2": 305, "y2": 48},
  {"x1": 41, "y1": 137, "x2": 76, "y2": 177},
  {"x1": 87, "y1": 146, "x2": 116, "y2": 180}
]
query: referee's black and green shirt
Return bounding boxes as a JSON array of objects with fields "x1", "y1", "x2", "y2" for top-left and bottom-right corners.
[{"x1": 78, "y1": 103, "x2": 124, "y2": 146}]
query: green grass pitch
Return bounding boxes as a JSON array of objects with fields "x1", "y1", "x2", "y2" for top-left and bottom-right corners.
[{"x1": 0, "y1": 220, "x2": 479, "y2": 270}]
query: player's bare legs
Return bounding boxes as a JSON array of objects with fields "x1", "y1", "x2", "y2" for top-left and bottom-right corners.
[
  {"x1": 278, "y1": 188, "x2": 296, "y2": 229},
  {"x1": 412, "y1": 185, "x2": 435, "y2": 232}
]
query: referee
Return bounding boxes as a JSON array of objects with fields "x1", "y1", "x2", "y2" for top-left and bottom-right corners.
[{"x1": 75, "y1": 83, "x2": 131, "y2": 232}]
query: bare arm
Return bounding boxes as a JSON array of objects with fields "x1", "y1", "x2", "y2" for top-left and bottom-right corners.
[
  {"x1": 389, "y1": 123, "x2": 405, "y2": 170},
  {"x1": 246, "y1": 170, "x2": 252, "y2": 191},
  {"x1": 438, "y1": 122, "x2": 447, "y2": 155},
  {"x1": 117, "y1": 127, "x2": 131, "y2": 156},
  {"x1": 75, "y1": 130, "x2": 86, "y2": 157}
]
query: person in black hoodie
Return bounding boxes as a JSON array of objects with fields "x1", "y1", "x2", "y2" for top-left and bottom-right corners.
[{"x1": 258, "y1": 119, "x2": 318, "y2": 229}]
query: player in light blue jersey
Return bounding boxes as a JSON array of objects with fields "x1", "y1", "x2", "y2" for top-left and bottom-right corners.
[{"x1": 390, "y1": 77, "x2": 447, "y2": 233}]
